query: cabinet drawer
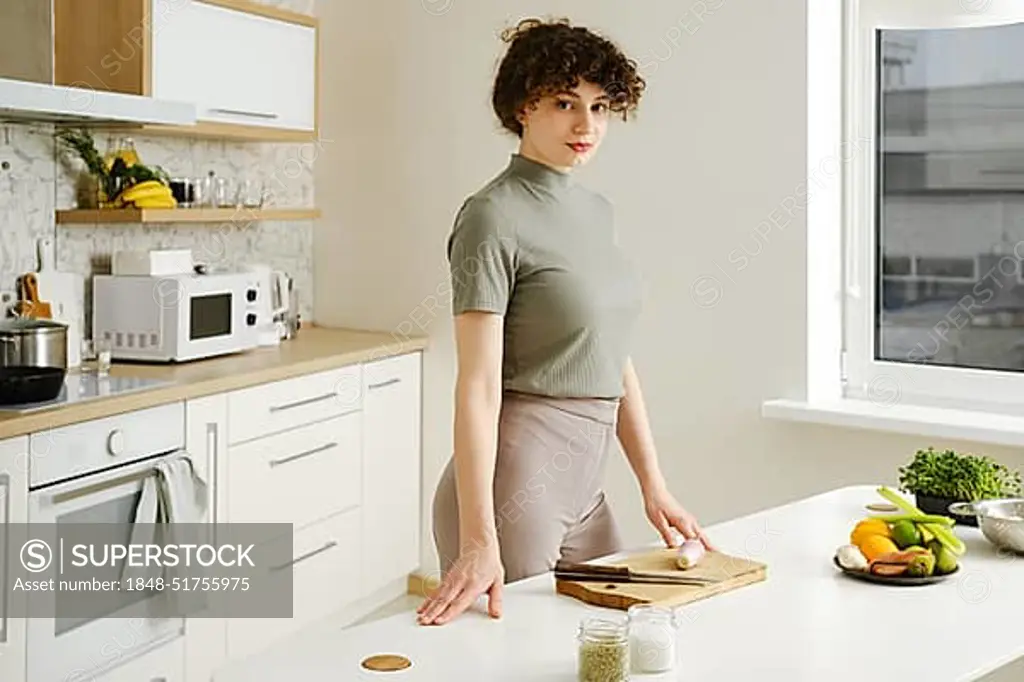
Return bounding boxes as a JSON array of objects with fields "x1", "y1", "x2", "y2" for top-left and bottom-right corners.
[
  {"x1": 227, "y1": 365, "x2": 362, "y2": 444},
  {"x1": 226, "y1": 507, "x2": 360, "y2": 662},
  {"x1": 29, "y1": 402, "x2": 184, "y2": 488},
  {"x1": 93, "y1": 636, "x2": 184, "y2": 682},
  {"x1": 227, "y1": 411, "x2": 361, "y2": 527}
]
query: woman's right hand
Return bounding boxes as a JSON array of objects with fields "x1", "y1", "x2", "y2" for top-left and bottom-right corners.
[{"x1": 416, "y1": 541, "x2": 505, "y2": 625}]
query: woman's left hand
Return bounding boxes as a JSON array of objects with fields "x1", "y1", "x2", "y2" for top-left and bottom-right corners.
[{"x1": 643, "y1": 486, "x2": 717, "y2": 551}]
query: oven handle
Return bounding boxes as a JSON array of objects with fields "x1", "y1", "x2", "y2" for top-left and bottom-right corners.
[{"x1": 50, "y1": 468, "x2": 156, "y2": 505}]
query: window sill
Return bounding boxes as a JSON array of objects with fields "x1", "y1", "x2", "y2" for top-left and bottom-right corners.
[{"x1": 761, "y1": 397, "x2": 1024, "y2": 448}]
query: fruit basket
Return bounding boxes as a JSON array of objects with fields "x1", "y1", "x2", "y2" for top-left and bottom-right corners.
[{"x1": 833, "y1": 486, "x2": 966, "y2": 585}]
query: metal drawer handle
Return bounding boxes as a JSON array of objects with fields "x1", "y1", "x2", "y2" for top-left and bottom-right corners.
[
  {"x1": 269, "y1": 441, "x2": 337, "y2": 467},
  {"x1": 208, "y1": 107, "x2": 280, "y2": 120},
  {"x1": 271, "y1": 540, "x2": 338, "y2": 571},
  {"x1": 269, "y1": 392, "x2": 337, "y2": 413},
  {"x1": 368, "y1": 377, "x2": 401, "y2": 390}
]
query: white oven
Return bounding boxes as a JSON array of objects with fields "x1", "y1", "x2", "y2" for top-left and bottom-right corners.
[
  {"x1": 26, "y1": 403, "x2": 190, "y2": 681},
  {"x1": 92, "y1": 271, "x2": 261, "y2": 362}
]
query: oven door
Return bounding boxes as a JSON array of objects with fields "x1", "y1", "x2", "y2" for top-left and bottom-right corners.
[
  {"x1": 176, "y1": 276, "x2": 255, "y2": 361},
  {"x1": 26, "y1": 454, "x2": 185, "y2": 682}
]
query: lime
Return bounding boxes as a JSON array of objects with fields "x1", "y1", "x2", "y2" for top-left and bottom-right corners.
[{"x1": 890, "y1": 520, "x2": 922, "y2": 549}]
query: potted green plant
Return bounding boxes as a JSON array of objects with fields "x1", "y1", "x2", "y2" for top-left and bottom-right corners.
[{"x1": 898, "y1": 447, "x2": 1022, "y2": 526}]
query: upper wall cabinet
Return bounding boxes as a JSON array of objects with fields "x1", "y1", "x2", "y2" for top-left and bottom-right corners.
[{"x1": 53, "y1": 0, "x2": 319, "y2": 142}]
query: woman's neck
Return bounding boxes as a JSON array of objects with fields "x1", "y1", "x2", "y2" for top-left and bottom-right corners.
[{"x1": 517, "y1": 141, "x2": 572, "y2": 174}]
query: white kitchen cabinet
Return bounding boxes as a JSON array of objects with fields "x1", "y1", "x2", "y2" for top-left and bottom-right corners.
[
  {"x1": 51, "y1": 0, "x2": 319, "y2": 141},
  {"x1": 151, "y1": 0, "x2": 318, "y2": 134},
  {"x1": 361, "y1": 352, "x2": 422, "y2": 595},
  {"x1": 0, "y1": 436, "x2": 27, "y2": 682},
  {"x1": 225, "y1": 506, "x2": 361, "y2": 664},
  {"x1": 184, "y1": 393, "x2": 229, "y2": 682},
  {"x1": 226, "y1": 411, "x2": 362, "y2": 529}
]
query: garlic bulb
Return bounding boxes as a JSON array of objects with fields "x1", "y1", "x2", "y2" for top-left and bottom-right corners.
[{"x1": 835, "y1": 544, "x2": 869, "y2": 571}]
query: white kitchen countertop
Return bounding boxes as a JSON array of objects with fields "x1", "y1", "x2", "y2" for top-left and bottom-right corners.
[{"x1": 214, "y1": 485, "x2": 1024, "y2": 681}]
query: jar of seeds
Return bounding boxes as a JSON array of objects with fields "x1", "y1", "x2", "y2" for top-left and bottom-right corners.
[{"x1": 576, "y1": 616, "x2": 629, "y2": 682}]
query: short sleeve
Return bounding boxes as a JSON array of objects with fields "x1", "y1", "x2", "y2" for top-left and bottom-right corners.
[{"x1": 446, "y1": 196, "x2": 517, "y2": 315}]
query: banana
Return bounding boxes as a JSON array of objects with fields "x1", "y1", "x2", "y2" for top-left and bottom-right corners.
[
  {"x1": 132, "y1": 195, "x2": 177, "y2": 209},
  {"x1": 120, "y1": 181, "x2": 171, "y2": 202},
  {"x1": 122, "y1": 180, "x2": 165, "y2": 193},
  {"x1": 126, "y1": 190, "x2": 175, "y2": 205},
  {"x1": 123, "y1": 187, "x2": 173, "y2": 202}
]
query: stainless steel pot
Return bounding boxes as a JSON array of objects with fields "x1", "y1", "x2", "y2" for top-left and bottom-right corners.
[
  {"x1": 0, "y1": 318, "x2": 69, "y2": 406},
  {"x1": 0, "y1": 318, "x2": 68, "y2": 369},
  {"x1": 949, "y1": 499, "x2": 1024, "y2": 555}
]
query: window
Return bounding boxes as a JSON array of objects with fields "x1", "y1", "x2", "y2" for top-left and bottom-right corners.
[{"x1": 842, "y1": 1, "x2": 1024, "y2": 411}]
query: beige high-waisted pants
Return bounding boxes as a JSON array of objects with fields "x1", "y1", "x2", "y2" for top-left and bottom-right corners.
[{"x1": 431, "y1": 390, "x2": 624, "y2": 584}]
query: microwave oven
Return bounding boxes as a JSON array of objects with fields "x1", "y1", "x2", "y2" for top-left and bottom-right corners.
[{"x1": 92, "y1": 271, "x2": 261, "y2": 362}]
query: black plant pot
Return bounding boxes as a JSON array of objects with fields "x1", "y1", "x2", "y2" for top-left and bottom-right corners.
[{"x1": 915, "y1": 493, "x2": 977, "y2": 527}]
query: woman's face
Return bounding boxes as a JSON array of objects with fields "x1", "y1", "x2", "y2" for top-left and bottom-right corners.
[{"x1": 517, "y1": 80, "x2": 611, "y2": 172}]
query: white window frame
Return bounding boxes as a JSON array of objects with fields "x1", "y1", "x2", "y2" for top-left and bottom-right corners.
[{"x1": 812, "y1": 0, "x2": 1024, "y2": 414}]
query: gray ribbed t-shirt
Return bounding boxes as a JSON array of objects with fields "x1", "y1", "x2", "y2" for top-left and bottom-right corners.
[{"x1": 446, "y1": 153, "x2": 643, "y2": 399}]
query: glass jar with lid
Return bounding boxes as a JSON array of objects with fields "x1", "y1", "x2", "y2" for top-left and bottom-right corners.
[
  {"x1": 627, "y1": 603, "x2": 680, "y2": 674},
  {"x1": 576, "y1": 616, "x2": 629, "y2": 682}
]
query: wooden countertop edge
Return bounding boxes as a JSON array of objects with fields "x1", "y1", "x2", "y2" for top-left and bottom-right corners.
[{"x1": 0, "y1": 331, "x2": 429, "y2": 441}]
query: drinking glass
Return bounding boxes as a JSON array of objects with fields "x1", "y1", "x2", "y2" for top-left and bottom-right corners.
[
  {"x1": 95, "y1": 337, "x2": 112, "y2": 376},
  {"x1": 239, "y1": 179, "x2": 266, "y2": 208},
  {"x1": 193, "y1": 175, "x2": 213, "y2": 208},
  {"x1": 214, "y1": 177, "x2": 236, "y2": 208}
]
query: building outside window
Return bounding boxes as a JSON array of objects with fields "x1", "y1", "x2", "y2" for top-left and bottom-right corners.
[{"x1": 841, "y1": 1, "x2": 1024, "y2": 412}]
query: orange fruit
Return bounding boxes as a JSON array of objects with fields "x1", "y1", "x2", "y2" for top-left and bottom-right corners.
[
  {"x1": 850, "y1": 519, "x2": 890, "y2": 546},
  {"x1": 857, "y1": 534, "x2": 900, "y2": 562}
]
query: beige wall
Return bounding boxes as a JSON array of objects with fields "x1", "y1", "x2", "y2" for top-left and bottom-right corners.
[{"x1": 313, "y1": 0, "x2": 1024, "y2": 576}]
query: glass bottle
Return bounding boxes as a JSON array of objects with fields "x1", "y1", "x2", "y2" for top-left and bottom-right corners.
[
  {"x1": 116, "y1": 137, "x2": 140, "y2": 167},
  {"x1": 576, "y1": 616, "x2": 628, "y2": 682},
  {"x1": 627, "y1": 604, "x2": 680, "y2": 675}
]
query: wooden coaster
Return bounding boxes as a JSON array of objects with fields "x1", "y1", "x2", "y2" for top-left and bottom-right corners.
[
  {"x1": 361, "y1": 654, "x2": 412, "y2": 672},
  {"x1": 865, "y1": 503, "x2": 899, "y2": 512}
]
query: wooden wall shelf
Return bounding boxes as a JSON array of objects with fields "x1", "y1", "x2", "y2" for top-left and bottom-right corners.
[{"x1": 56, "y1": 208, "x2": 321, "y2": 225}]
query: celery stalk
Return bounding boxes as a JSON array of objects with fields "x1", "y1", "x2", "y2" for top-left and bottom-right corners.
[
  {"x1": 877, "y1": 486, "x2": 967, "y2": 556},
  {"x1": 868, "y1": 512, "x2": 954, "y2": 526}
]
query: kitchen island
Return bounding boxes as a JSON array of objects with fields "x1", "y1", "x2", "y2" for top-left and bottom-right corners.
[{"x1": 213, "y1": 485, "x2": 1024, "y2": 681}]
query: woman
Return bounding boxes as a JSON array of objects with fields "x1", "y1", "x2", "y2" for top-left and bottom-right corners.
[{"x1": 417, "y1": 17, "x2": 715, "y2": 627}]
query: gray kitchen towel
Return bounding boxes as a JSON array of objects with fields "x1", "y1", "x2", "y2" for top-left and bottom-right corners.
[
  {"x1": 120, "y1": 453, "x2": 211, "y2": 616},
  {"x1": 154, "y1": 454, "x2": 211, "y2": 617}
]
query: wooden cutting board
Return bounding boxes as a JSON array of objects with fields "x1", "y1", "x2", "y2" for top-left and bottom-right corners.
[{"x1": 555, "y1": 548, "x2": 767, "y2": 611}]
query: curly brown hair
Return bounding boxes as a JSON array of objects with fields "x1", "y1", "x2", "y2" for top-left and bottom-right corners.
[{"x1": 492, "y1": 17, "x2": 646, "y2": 138}]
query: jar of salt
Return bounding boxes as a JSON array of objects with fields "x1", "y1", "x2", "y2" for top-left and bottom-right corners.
[{"x1": 627, "y1": 604, "x2": 680, "y2": 674}]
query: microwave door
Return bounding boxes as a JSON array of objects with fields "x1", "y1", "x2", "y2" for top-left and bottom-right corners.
[{"x1": 27, "y1": 459, "x2": 184, "y2": 681}]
